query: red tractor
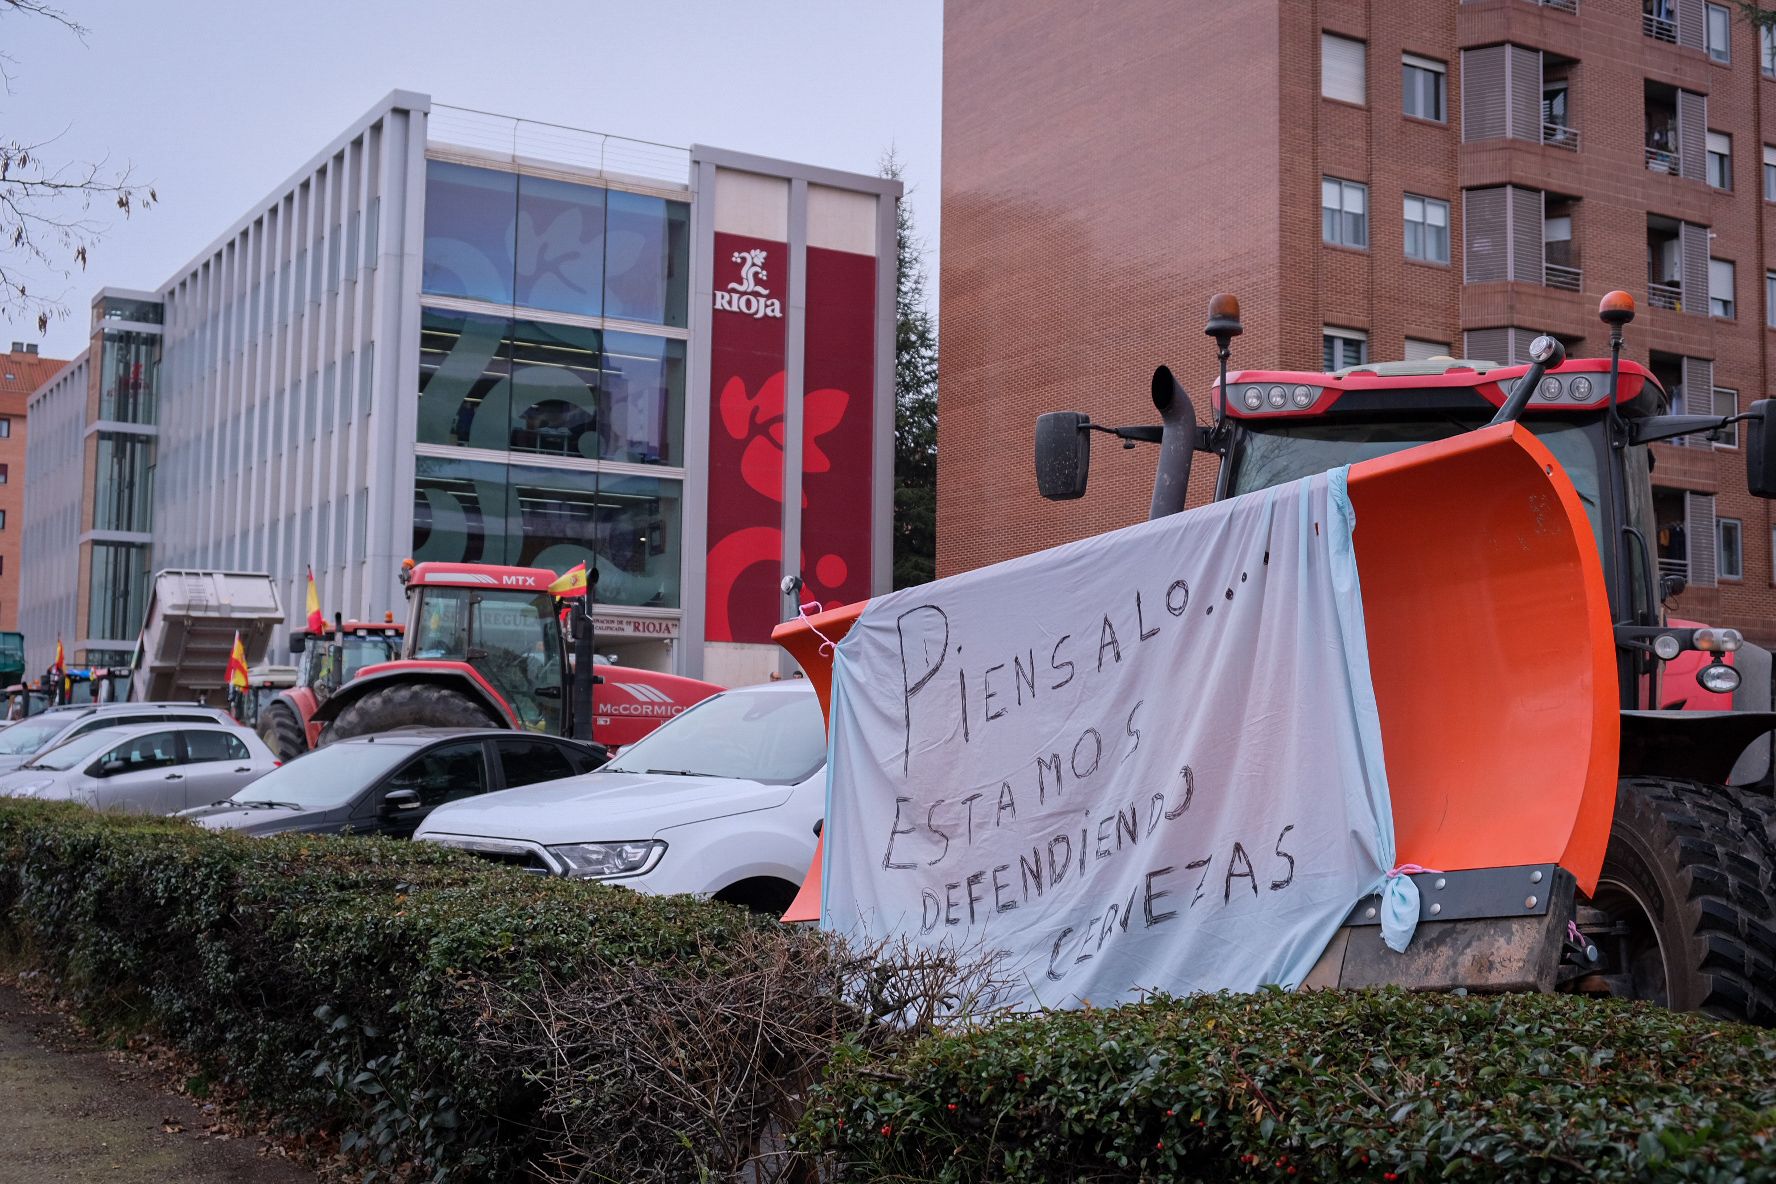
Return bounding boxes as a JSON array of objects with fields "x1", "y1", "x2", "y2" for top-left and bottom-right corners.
[
  {"x1": 255, "y1": 617, "x2": 406, "y2": 761},
  {"x1": 310, "y1": 562, "x2": 720, "y2": 751}
]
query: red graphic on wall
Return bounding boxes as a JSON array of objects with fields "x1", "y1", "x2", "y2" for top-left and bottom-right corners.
[
  {"x1": 704, "y1": 234, "x2": 879, "y2": 644},
  {"x1": 705, "y1": 233, "x2": 789, "y2": 643},
  {"x1": 801, "y1": 246, "x2": 877, "y2": 609}
]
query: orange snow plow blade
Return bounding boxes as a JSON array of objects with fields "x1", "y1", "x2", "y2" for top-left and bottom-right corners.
[{"x1": 775, "y1": 422, "x2": 1619, "y2": 923}]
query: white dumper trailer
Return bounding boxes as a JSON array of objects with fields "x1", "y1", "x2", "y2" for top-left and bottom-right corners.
[{"x1": 125, "y1": 570, "x2": 286, "y2": 704}]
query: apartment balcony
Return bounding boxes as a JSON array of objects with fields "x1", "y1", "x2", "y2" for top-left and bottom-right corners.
[
  {"x1": 1543, "y1": 121, "x2": 1579, "y2": 151},
  {"x1": 1659, "y1": 556, "x2": 1689, "y2": 580},
  {"x1": 1649, "y1": 280, "x2": 1682, "y2": 311},
  {"x1": 1537, "y1": 0, "x2": 1578, "y2": 12},
  {"x1": 1646, "y1": 145, "x2": 1678, "y2": 173},
  {"x1": 1544, "y1": 263, "x2": 1582, "y2": 291},
  {"x1": 1643, "y1": 12, "x2": 1677, "y2": 42}
]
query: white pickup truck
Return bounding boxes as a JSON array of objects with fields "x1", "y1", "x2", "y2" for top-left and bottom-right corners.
[{"x1": 414, "y1": 681, "x2": 825, "y2": 913}]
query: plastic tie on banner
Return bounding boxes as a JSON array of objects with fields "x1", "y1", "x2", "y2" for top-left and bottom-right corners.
[
  {"x1": 1379, "y1": 863, "x2": 1445, "y2": 953},
  {"x1": 799, "y1": 601, "x2": 838, "y2": 655}
]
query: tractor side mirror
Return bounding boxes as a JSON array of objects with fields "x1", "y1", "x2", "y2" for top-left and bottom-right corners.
[
  {"x1": 1746, "y1": 399, "x2": 1776, "y2": 497},
  {"x1": 1035, "y1": 412, "x2": 1092, "y2": 500},
  {"x1": 288, "y1": 631, "x2": 307, "y2": 654}
]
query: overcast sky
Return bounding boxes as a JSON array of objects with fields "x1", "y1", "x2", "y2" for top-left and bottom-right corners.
[{"x1": 7, "y1": 0, "x2": 943, "y2": 362}]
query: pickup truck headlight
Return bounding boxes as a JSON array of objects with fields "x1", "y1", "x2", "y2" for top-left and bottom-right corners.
[{"x1": 547, "y1": 839, "x2": 666, "y2": 880}]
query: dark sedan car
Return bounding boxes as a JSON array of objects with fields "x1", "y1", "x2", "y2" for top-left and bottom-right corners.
[{"x1": 177, "y1": 729, "x2": 605, "y2": 838}]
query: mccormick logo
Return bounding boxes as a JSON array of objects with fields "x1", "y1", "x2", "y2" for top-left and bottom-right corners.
[
  {"x1": 714, "y1": 248, "x2": 784, "y2": 320},
  {"x1": 600, "y1": 682, "x2": 691, "y2": 719}
]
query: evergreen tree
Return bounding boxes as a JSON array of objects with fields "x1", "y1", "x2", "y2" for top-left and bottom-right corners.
[{"x1": 882, "y1": 150, "x2": 938, "y2": 589}]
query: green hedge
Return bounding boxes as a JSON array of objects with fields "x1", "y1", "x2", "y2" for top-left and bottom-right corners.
[
  {"x1": 0, "y1": 800, "x2": 837, "y2": 1182},
  {"x1": 804, "y1": 987, "x2": 1776, "y2": 1183},
  {"x1": 8, "y1": 800, "x2": 1776, "y2": 1183}
]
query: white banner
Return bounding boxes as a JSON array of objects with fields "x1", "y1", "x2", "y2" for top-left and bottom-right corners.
[{"x1": 820, "y1": 472, "x2": 1400, "y2": 1010}]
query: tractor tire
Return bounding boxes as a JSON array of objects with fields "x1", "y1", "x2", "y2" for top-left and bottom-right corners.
[
  {"x1": 1585, "y1": 776, "x2": 1776, "y2": 1026},
  {"x1": 323, "y1": 684, "x2": 500, "y2": 744},
  {"x1": 258, "y1": 702, "x2": 309, "y2": 763}
]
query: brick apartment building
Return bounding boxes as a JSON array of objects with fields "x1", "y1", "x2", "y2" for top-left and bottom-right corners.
[
  {"x1": 940, "y1": 0, "x2": 1776, "y2": 643},
  {"x1": 0, "y1": 342, "x2": 58, "y2": 631}
]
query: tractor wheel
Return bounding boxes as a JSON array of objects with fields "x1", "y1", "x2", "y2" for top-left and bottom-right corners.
[
  {"x1": 258, "y1": 702, "x2": 309, "y2": 763},
  {"x1": 324, "y1": 684, "x2": 500, "y2": 744},
  {"x1": 1581, "y1": 777, "x2": 1776, "y2": 1026}
]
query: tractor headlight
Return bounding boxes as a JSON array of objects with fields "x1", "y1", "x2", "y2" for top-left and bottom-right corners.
[
  {"x1": 1291, "y1": 384, "x2": 1314, "y2": 407},
  {"x1": 1698, "y1": 661, "x2": 1741, "y2": 694},
  {"x1": 1242, "y1": 388, "x2": 1263, "y2": 410},
  {"x1": 1652, "y1": 633, "x2": 1683, "y2": 661},
  {"x1": 547, "y1": 839, "x2": 666, "y2": 880},
  {"x1": 1693, "y1": 627, "x2": 1742, "y2": 653},
  {"x1": 1568, "y1": 375, "x2": 1593, "y2": 400},
  {"x1": 1267, "y1": 385, "x2": 1288, "y2": 408}
]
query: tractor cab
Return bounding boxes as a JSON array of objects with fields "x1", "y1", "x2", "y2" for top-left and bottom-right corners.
[
  {"x1": 1035, "y1": 291, "x2": 1776, "y2": 722},
  {"x1": 1213, "y1": 355, "x2": 1666, "y2": 618},
  {"x1": 290, "y1": 618, "x2": 405, "y2": 705},
  {"x1": 397, "y1": 562, "x2": 566, "y2": 735}
]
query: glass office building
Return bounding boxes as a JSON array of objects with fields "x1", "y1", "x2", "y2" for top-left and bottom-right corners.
[{"x1": 22, "y1": 92, "x2": 898, "y2": 683}]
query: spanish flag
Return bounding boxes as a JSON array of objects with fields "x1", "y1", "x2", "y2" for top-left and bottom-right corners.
[
  {"x1": 225, "y1": 631, "x2": 249, "y2": 691},
  {"x1": 306, "y1": 567, "x2": 325, "y2": 633},
  {"x1": 548, "y1": 562, "x2": 589, "y2": 598}
]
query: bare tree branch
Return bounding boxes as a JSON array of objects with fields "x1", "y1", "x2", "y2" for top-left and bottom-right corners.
[{"x1": 0, "y1": 2, "x2": 152, "y2": 332}]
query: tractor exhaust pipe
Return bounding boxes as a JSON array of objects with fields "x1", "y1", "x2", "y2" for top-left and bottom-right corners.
[{"x1": 1149, "y1": 365, "x2": 1198, "y2": 519}]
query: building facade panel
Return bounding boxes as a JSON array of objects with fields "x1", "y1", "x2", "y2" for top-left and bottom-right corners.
[{"x1": 22, "y1": 92, "x2": 896, "y2": 684}]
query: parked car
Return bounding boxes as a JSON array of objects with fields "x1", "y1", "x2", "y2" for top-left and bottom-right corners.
[
  {"x1": 178, "y1": 729, "x2": 606, "y2": 838},
  {"x1": 0, "y1": 702, "x2": 237, "y2": 773},
  {"x1": 0, "y1": 722, "x2": 278, "y2": 814},
  {"x1": 415, "y1": 682, "x2": 826, "y2": 913}
]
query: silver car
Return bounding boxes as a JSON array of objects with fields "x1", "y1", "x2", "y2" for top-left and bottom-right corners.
[
  {"x1": 0, "y1": 702, "x2": 238, "y2": 773},
  {"x1": 0, "y1": 723, "x2": 278, "y2": 814}
]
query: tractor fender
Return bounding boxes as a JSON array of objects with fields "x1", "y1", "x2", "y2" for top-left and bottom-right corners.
[
  {"x1": 274, "y1": 686, "x2": 322, "y2": 748},
  {"x1": 1619, "y1": 709, "x2": 1776, "y2": 785},
  {"x1": 309, "y1": 663, "x2": 516, "y2": 729}
]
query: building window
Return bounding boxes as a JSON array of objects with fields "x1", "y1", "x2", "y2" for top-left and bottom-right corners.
[
  {"x1": 0, "y1": 417, "x2": 10, "y2": 438},
  {"x1": 1765, "y1": 146, "x2": 1776, "y2": 200},
  {"x1": 1322, "y1": 33, "x2": 1366, "y2": 105},
  {"x1": 1323, "y1": 327, "x2": 1369, "y2": 371},
  {"x1": 1713, "y1": 388, "x2": 1739, "y2": 448},
  {"x1": 0, "y1": 509, "x2": 7, "y2": 529},
  {"x1": 1707, "y1": 3, "x2": 1732, "y2": 62},
  {"x1": 1403, "y1": 194, "x2": 1450, "y2": 263},
  {"x1": 1322, "y1": 177, "x2": 1369, "y2": 248},
  {"x1": 1718, "y1": 517, "x2": 1743, "y2": 580},
  {"x1": 1765, "y1": 24, "x2": 1776, "y2": 76},
  {"x1": 1403, "y1": 338, "x2": 1451, "y2": 361},
  {"x1": 1710, "y1": 258, "x2": 1736, "y2": 318},
  {"x1": 1767, "y1": 271, "x2": 1776, "y2": 326},
  {"x1": 0, "y1": 464, "x2": 9, "y2": 485},
  {"x1": 1707, "y1": 131, "x2": 1732, "y2": 190},
  {"x1": 1402, "y1": 54, "x2": 1446, "y2": 121}
]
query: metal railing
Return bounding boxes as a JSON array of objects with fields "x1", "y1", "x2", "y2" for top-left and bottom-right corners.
[
  {"x1": 1545, "y1": 263, "x2": 1583, "y2": 291},
  {"x1": 1648, "y1": 281, "x2": 1682, "y2": 310},
  {"x1": 1643, "y1": 13, "x2": 1677, "y2": 42},
  {"x1": 1659, "y1": 557, "x2": 1690, "y2": 579},
  {"x1": 1543, "y1": 121, "x2": 1580, "y2": 151},
  {"x1": 1537, "y1": 0, "x2": 1578, "y2": 12},
  {"x1": 426, "y1": 104, "x2": 691, "y2": 188},
  {"x1": 1645, "y1": 145, "x2": 1678, "y2": 173}
]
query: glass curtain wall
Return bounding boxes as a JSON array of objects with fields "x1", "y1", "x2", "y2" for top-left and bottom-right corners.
[{"x1": 417, "y1": 160, "x2": 689, "y2": 605}]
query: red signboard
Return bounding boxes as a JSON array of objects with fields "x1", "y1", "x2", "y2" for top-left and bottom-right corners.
[
  {"x1": 800, "y1": 246, "x2": 877, "y2": 610},
  {"x1": 705, "y1": 233, "x2": 790, "y2": 643}
]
